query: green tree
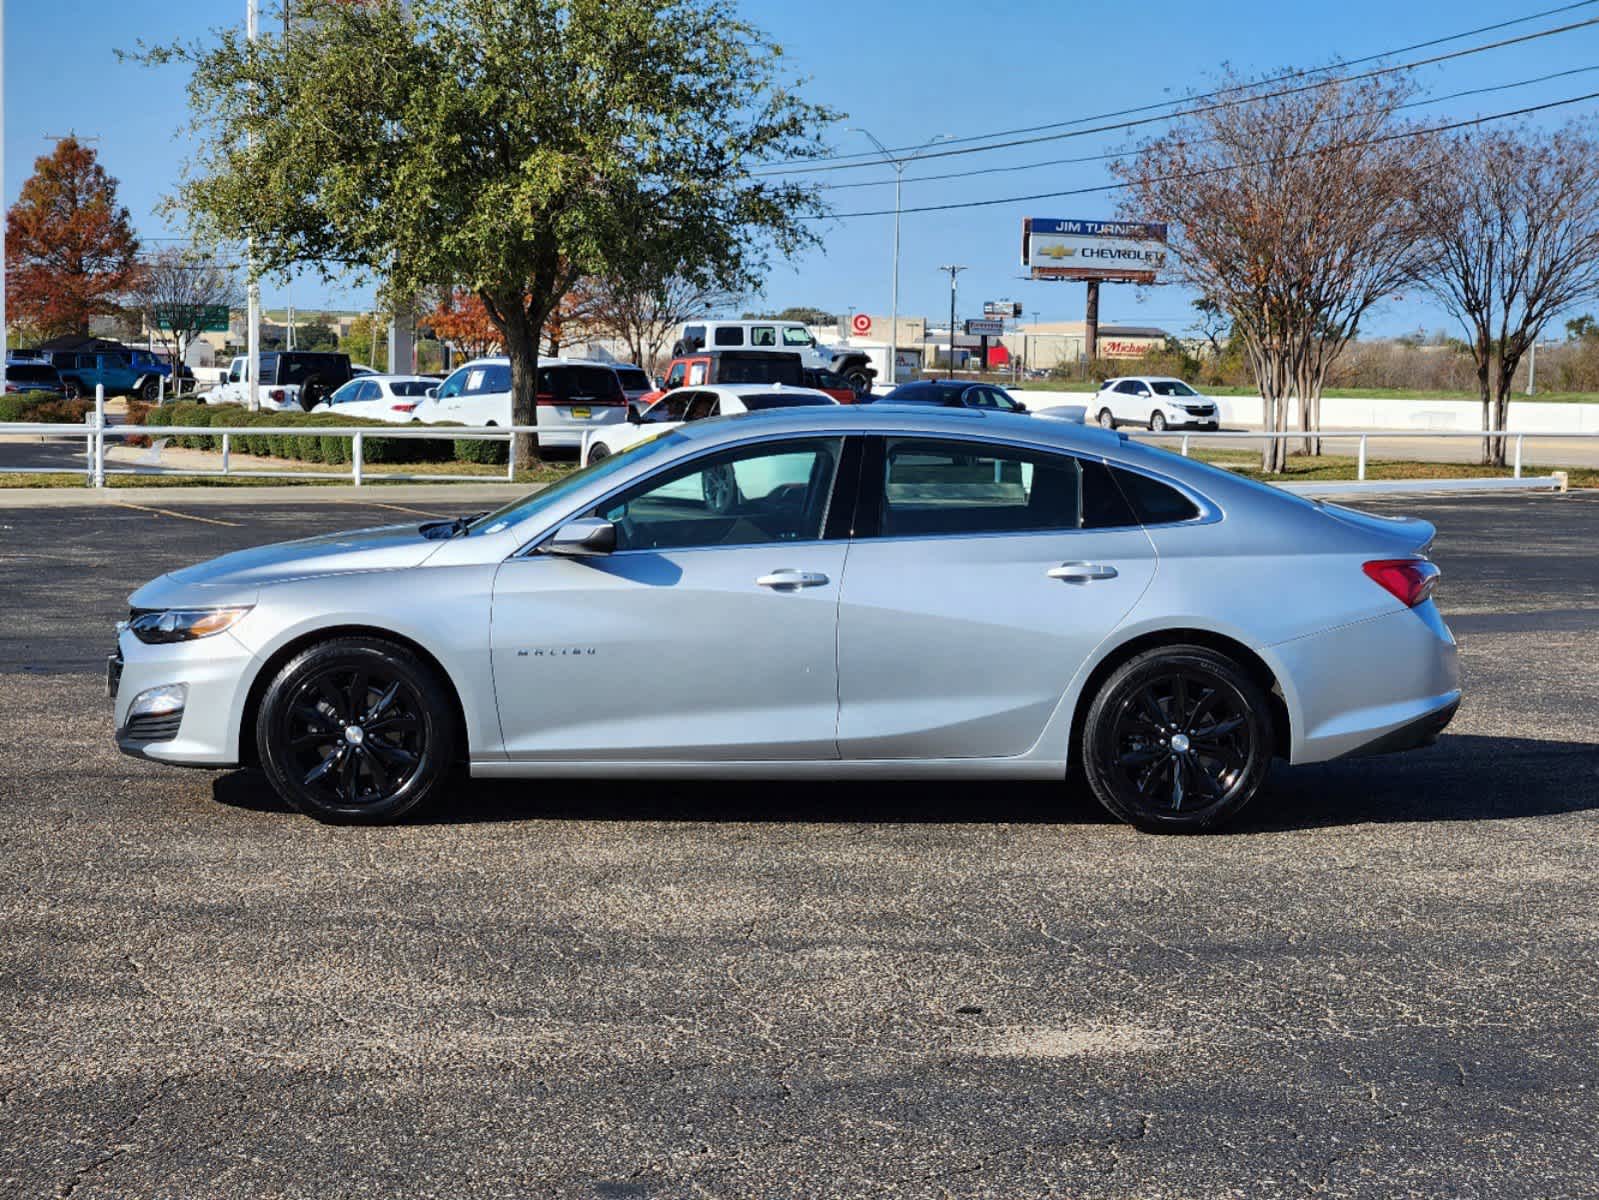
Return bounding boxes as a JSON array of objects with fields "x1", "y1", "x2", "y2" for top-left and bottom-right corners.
[
  {"x1": 1567, "y1": 314, "x2": 1598, "y2": 342},
  {"x1": 296, "y1": 316, "x2": 339, "y2": 351},
  {"x1": 342, "y1": 315, "x2": 387, "y2": 372},
  {"x1": 136, "y1": 0, "x2": 833, "y2": 465}
]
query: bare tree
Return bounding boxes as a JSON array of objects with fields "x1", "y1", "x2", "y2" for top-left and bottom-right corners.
[
  {"x1": 586, "y1": 273, "x2": 741, "y2": 372},
  {"x1": 128, "y1": 248, "x2": 242, "y2": 394},
  {"x1": 1417, "y1": 123, "x2": 1599, "y2": 465},
  {"x1": 1114, "y1": 72, "x2": 1436, "y2": 470}
]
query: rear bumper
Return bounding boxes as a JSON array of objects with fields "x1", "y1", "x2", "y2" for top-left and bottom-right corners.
[{"x1": 1275, "y1": 601, "x2": 1461, "y2": 764}]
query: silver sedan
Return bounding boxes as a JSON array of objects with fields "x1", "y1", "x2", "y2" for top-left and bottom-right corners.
[{"x1": 109, "y1": 406, "x2": 1460, "y2": 832}]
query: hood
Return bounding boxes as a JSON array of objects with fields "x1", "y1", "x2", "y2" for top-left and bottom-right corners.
[
  {"x1": 1317, "y1": 503, "x2": 1436, "y2": 555},
  {"x1": 130, "y1": 523, "x2": 441, "y2": 609}
]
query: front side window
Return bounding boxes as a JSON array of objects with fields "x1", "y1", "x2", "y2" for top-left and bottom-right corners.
[
  {"x1": 355, "y1": 380, "x2": 381, "y2": 403},
  {"x1": 1150, "y1": 380, "x2": 1199, "y2": 397},
  {"x1": 614, "y1": 367, "x2": 651, "y2": 392},
  {"x1": 880, "y1": 439, "x2": 1086, "y2": 537},
  {"x1": 664, "y1": 362, "x2": 687, "y2": 389},
  {"x1": 228, "y1": 361, "x2": 243, "y2": 384},
  {"x1": 437, "y1": 366, "x2": 469, "y2": 399},
  {"x1": 713, "y1": 326, "x2": 744, "y2": 347},
  {"x1": 596, "y1": 437, "x2": 844, "y2": 552},
  {"x1": 683, "y1": 393, "x2": 720, "y2": 421},
  {"x1": 644, "y1": 393, "x2": 692, "y2": 422},
  {"x1": 782, "y1": 327, "x2": 813, "y2": 346},
  {"x1": 329, "y1": 380, "x2": 362, "y2": 405}
]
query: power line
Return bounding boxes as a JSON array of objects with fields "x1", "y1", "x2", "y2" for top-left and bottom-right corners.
[
  {"x1": 805, "y1": 88, "x2": 1599, "y2": 220},
  {"x1": 819, "y1": 63, "x2": 1599, "y2": 193},
  {"x1": 764, "y1": 13, "x2": 1599, "y2": 177},
  {"x1": 766, "y1": 0, "x2": 1599, "y2": 171}
]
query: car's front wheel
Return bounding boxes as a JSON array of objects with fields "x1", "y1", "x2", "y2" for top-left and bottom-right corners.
[
  {"x1": 1149, "y1": 411, "x2": 1167, "y2": 432},
  {"x1": 256, "y1": 636, "x2": 457, "y2": 824},
  {"x1": 1080, "y1": 645, "x2": 1273, "y2": 833}
]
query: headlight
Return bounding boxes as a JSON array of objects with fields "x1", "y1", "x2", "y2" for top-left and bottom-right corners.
[{"x1": 128, "y1": 607, "x2": 251, "y2": 644}]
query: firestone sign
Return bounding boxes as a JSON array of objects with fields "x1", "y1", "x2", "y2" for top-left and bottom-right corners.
[{"x1": 1021, "y1": 218, "x2": 1169, "y2": 284}]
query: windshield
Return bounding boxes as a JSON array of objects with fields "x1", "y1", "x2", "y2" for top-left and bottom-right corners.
[
  {"x1": 1150, "y1": 380, "x2": 1200, "y2": 397},
  {"x1": 468, "y1": 431, "x2": 691, "y2": 536}
]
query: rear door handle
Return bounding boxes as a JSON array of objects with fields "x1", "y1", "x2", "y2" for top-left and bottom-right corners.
[
  {"x1": 1047, "y1": 561, "x2": 1119, "y2": 582},
  {"x1": 756, "y1": 569, "x2": 830, "y2": 590}
]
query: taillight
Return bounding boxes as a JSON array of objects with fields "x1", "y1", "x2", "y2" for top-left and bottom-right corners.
[
  {"x1": 1363, "y1": 558, "x2": 1440, "y2": 607},
  {"x1": 269, "y1": 388, "x2": 286, "y2": 402},
  {"x1": 391, "y1": 402, "x2": 419, "y2": 413}
]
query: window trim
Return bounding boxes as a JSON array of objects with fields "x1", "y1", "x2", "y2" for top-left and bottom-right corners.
[
  {"x1": 517, "y1": 432, "x2": 858, "y2": 558},
  {"x1": 849, "y1": 433, "x2": 1219, "y2": 543}
]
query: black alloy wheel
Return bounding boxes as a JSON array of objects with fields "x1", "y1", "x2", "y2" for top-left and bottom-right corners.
[
  {"x1": 257, "y1": 637, "x2": 456, "y2": 823},
  {"x1": 1081, "y1": 645, "x2": 1272, "y2": 833}
]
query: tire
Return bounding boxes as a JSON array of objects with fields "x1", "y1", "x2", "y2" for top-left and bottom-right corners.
[
  {"x1": 63, "y1": 379, "x2": 84, "y2": 400},
  {"x1": 139, "y1": 378, "x2": 160, "y2": 403},
  {"x1": 1097, "y1": 408, "x2": 1116, "y2": 430},
  {"x1": 1080, "y1": 644, "x2": 1273, "y2": 834},
  {"x1": 255, "y1": 636, "x2": 458, "y2": 824},
  {"x1": 1149, "y1": 411, "x2": 1167, "y2": 432},
  {"x1": 587, "y1": 442, "x2": 611, "y2": 464},
  {"x1": 842, "y1": 366, "x2": 874, "y2": 397},
  {"x1": 298, "y1": 373, "x2": 325, "y2": 412}
]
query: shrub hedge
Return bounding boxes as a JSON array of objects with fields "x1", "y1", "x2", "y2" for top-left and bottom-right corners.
[
  {"x1": 0, "y1": 393, "x2": 95, "y2": 423},
  {"x1": 149, "y1": 402, "x2": 505, "y2": 466}
]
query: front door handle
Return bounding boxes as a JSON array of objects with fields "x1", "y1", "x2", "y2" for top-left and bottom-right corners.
[
  {"x1": 1047, "y1": 561, "x2": 1119, "y2": 582},
  {"x1": 756, "y1": 569, "x2": 830, "y2": 590}
]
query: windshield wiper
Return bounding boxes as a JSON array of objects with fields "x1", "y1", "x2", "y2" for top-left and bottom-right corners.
[{"x1": 419, "y1": 511, "x2": 487, "y2": 540}]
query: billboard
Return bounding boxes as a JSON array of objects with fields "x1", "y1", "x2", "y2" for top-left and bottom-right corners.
[{"x1": 1021, "y1": 218, "x2": 1168, "y2": 284}]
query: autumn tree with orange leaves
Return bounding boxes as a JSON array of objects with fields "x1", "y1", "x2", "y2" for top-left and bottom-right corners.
[
  {"x1": 426, "y1": 290, "x2": 505, "y2": 358},
  {"x1": 5, "y1": 138, "x2": 142, "y2": 338}
]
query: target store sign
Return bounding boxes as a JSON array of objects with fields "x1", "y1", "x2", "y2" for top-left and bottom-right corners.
[{"x1": 850, "y1": 313, "x2": 872, "y2": 336}]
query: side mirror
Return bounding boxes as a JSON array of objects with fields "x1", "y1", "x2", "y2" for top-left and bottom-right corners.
[
  {"x1": 426, "y1": 386, "x2": 438, "y2": 399},
  {"x1": 626, "y1": 402, "x2": 643, "y2": 425},
  {"x1": 545, "y1": 517, "x2": 615, "y2": 557},
  {"x1": 1013, "y1": 400, "x2": 1029, "y2": 413}
]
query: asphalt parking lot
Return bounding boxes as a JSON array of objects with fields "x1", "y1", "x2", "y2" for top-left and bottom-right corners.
[{"x1": 2, "y1": 490, "x2": 1597, "y2": 1199}]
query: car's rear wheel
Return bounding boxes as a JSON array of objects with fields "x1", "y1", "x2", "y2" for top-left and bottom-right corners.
[
  {"x1": 587, "y1": 442, "x2": 611, "y2": 464},
  {"x1": 1081, "y1": 645, "x2": 1273, "y2": 833},
  {"x1": 1149, "y1": 411, "x2": 1167, "y2": 432},
  {"x1": 256, "y1": 637, "x2": 457, "y2": 824},
  {"x1": 1097, "y1": 407, "x2": 1116, "y2": 429}
]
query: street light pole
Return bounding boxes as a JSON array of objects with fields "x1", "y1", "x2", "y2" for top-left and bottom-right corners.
[
  {"x1": 939, "y1": 264, "x2": 966, "y2": 379},
  {"x1": 848, "y1": 129, "x2": 951, "y2": 386},
  {"x1": 245, "y1": 0, "x2": 261, "y2": 411}
]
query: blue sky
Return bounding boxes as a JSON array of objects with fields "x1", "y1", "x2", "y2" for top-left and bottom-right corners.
[{"x1": 7, "y1": 0, "x2": 1599, "y2": 338}]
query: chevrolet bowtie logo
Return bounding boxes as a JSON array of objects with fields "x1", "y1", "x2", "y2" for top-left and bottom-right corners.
[{"x1": 1039, "y1": 244, "x2": 1076, "y2": 259}]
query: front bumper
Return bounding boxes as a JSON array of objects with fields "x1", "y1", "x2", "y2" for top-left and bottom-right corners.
[{"x1": 109, "y1": 626, "x2": 256, "y2": 767}]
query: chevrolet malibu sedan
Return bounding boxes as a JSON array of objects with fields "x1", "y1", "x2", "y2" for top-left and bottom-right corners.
[{"x1": 110, "y1": 407, "x2": 1459, "y2": 832}]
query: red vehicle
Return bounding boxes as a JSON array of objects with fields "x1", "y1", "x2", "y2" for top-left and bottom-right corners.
[{"x1": 637, "y1": 349, "x2": 810, "y2": 409}]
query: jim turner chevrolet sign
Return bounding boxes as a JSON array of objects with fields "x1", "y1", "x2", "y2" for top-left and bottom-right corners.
[{"x1": 1021, "y1": 218, "x2": 1169, "y2": 284}]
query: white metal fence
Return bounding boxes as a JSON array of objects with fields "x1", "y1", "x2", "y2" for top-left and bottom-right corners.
[{"x1": 0, "y1": 387, "x2": 1593, "y2": 490}]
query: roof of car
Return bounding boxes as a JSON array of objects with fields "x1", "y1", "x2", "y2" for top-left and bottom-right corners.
[
  {"x1": 666, "y1": 402, "x2": 1121, "y2": 452},
  {"x1": 688, "y1": 383, "x2": 836, "y2": 400},
  {"x1": 454, "y1": 356, "x2": 641, "y2": 370}
]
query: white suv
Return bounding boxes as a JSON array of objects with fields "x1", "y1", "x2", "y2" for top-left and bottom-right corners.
[
  {"x1": 1092, "y1": 376, "x2": 1219, "y2": 431},
  {"x1": 675, "y1": 320, "x2": 877, "y2": 396},
  {"x1": 427, "y1": 357, "x2": 648, "y2": 449}
]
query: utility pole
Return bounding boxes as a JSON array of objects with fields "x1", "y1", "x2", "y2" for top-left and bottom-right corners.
[
  {"x1": 848, "y1": 129, "x2": 952, "y2": 386},
  {"x1": 245, "y1": 0, "x2": 261, "y2": 410},
  {"x1": 1, "y1": 0, "x2": 7, "y2": 392},
  {"x1": 939, "y1": 264, "x2": 966, "y2": 379}
]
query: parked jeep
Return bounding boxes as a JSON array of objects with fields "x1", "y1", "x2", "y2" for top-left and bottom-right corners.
[
  {"x1": 202, "y1": 351, "x2": 355, "y2": 411},
  {"x1": 44, "y1": 349, "x2": 167, "y2": 401},
  {"x1": 672, "y1": 319, "x2": 877, "y2": 396}
]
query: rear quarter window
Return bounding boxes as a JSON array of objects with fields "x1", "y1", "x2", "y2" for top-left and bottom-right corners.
[{"x1": 1112, "y1": 467, "x2": 1201, "y2": 524}]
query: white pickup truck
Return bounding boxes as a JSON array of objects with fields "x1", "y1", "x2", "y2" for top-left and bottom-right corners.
[{"x1": 201, "y1": 351, "x2": 356, "y2": 411}]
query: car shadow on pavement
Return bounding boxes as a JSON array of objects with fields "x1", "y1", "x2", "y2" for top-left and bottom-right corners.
[{"x1": 209, "y1": 733, "x2": 1599, "y2": 832}]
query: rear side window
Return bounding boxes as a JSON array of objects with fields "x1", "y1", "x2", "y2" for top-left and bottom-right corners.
[
  {"x1": 713, "y1": 326, "x2": 743, "y2": 346},
  {"x1": 879, "y1": 439, "x2": 1082, "y2": 537},
  {"x1": 750, "y1": 326, "x2": 777, "y2": 346},
  {"x1": 680, "y1": 325, "x2": 705, "y2": 351},
  {"x1": 390, "y1": 380, "x2": 433, "y2": 397},
  {"x1": 1112, "y1": 467, "x2": 1201, "y2": 524},
  {"x1": 739, "y1": 392, "x2": 834, "y2": 410}
]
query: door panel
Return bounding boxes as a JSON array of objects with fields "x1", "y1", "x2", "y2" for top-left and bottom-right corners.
[
  {"x1": 490, "y1": 435, "x2": 851, "y2": 761},
  {"x1": 836, "y1": 438, "x2": 1158, "y2": 760},
  {"x1": 491, "y1": 545, "x2": 847, "y2": 760}
]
